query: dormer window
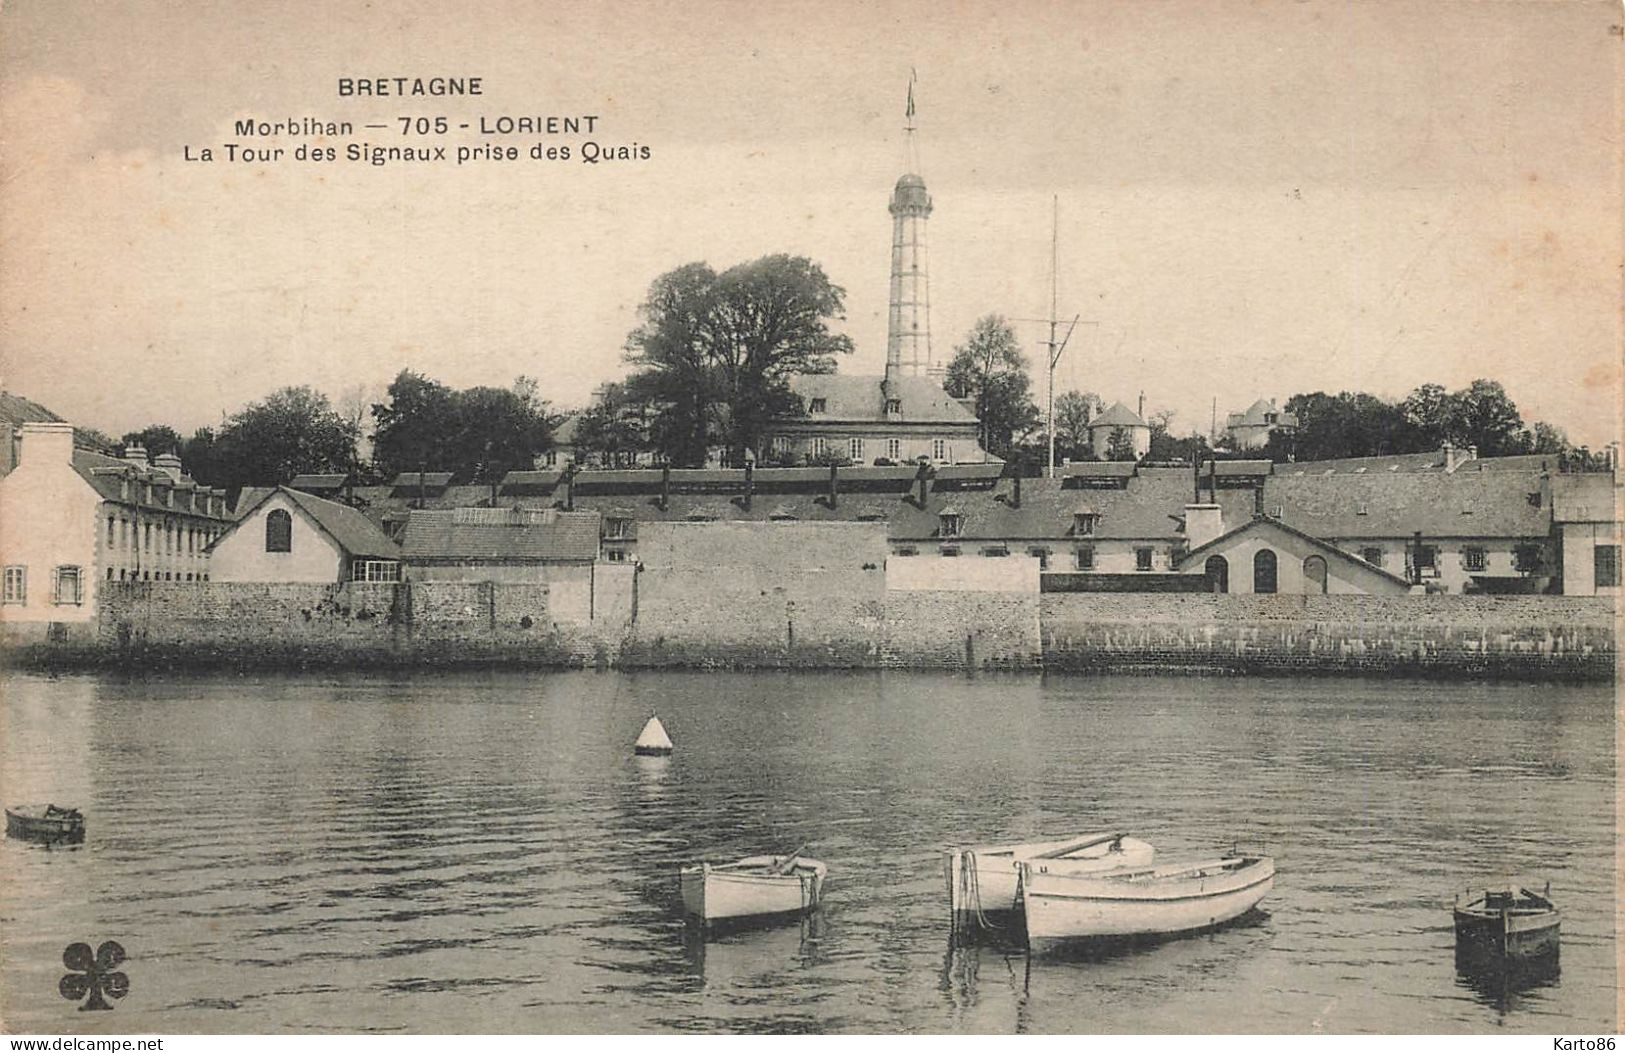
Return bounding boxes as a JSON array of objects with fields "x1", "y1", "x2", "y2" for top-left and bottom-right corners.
[
  {"x1": 604, "y1": 517, "x2": 632, "y2": 540},
  {"x1": 1264, "y1": 412, "x2": 1278, "y2": 425},
  {"x1": 809, "y1": 398, "x2": 827, "y2": 414},
  {"x1": 1073, "y1": 512, "x2": 1097, "y2": 536},
  {"x1": 939, "y1": 512, "x2": 964, "y2": 538},
  {"x1": 885, "y1": 398, "x2": 901, "y2": 415}
]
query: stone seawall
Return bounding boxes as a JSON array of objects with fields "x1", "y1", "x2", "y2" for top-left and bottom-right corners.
[
  {"x1": 1042, "y1": 593, "x2": 1617, "y2": 679},
  {"x1": 1, "y1": 579, "x2": 1614, "y2": 680}
]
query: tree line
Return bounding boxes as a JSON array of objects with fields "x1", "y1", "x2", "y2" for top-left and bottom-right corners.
[{"x1": 109, "y1": 252, "x2": 1599, "y2": 489}]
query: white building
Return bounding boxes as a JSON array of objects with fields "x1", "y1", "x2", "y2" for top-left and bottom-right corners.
[{"x1": 209, "y1": 486, "x2": 401, "y2": 583}]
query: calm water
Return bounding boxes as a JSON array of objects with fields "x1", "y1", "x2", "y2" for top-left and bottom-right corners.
[{"x1": 0, "y1": 669, "x2": 1614, "y2": 1034}]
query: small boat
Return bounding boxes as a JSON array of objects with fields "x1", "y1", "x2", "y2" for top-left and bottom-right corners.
[
  {"x1": 680, "y1": 849, "x2": 826, "y2": 926},
  {"x1": 634, "y1": 716, "x2": 673, "y2": 756},
  {"x1": 945, "y1": 832, "x2": 1154, "y2": 919},
  {"x1": 5, "y1": 804, "x2": 86, "y2": 842},
  {"x1": 1453, "y1": 885, "x2": 1560, "y2": 961},
  {"x1": 1020, "y1": 855, "x2": 1274, "y2": 951}
]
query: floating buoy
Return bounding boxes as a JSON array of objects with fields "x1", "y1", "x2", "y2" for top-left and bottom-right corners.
[{"x1": 634, "y1": 716, "x2": 674, "y2": 756}]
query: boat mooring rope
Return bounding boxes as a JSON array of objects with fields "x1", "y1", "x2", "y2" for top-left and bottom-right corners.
[{"x1": 954, "y1": 850, "x2": 996, "y2": 932}]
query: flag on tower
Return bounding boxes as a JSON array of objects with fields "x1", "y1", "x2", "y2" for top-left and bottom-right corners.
[{"x1": 906, "y1": 70, "x2": 916, "y2": 119}]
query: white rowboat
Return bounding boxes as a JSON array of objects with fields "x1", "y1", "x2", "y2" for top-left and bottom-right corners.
[
  {"x1": 679, "y1": 854, "x2": 826, "y2": 925},
  {"x1": 1020, "y1": 855, "x2": 1274, "y2": 951},
  {"x1": 945, "y1": 832, "x2": 1155, "y2": 918}
]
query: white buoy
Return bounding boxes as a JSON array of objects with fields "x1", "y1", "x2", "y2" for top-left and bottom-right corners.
[{"x1": 634, "y1": 716, "x2": 674, "y2": 756}]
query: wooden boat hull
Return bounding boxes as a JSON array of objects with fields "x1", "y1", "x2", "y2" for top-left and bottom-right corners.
[
  {"x1": 1454, "y1": 906, "x2": 1560, "y2": 961},
  {"x1": 5, "y1": 806, "x2": 85, "y2": 843},
  {"x1": 945, "y1": 834, "x2": 1153, "y2": 918},
  {"x1": 680, "y1": 856, "x2": 825, "y2": 924},
  {"x1": 1021, "y1": 856, "x2": 1274, "y2": 951}
]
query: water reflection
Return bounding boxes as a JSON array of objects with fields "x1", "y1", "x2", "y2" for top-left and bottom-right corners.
[{"x1": 1455, "y1": 947, "x2": 1562, "y2": 1016}]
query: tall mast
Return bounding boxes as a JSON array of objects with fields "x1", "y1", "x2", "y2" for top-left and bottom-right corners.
[{"x1": 1047, "y1": 196, "x2": 1059, "y2": 478}]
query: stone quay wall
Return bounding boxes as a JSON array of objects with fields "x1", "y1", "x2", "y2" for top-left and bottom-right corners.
[{"x1": 1041, "y1": 593, "x2": 1616, "y2": 679}]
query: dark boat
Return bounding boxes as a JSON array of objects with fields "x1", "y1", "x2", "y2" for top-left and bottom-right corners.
[
  {"x1": 5, "y1": 804, "x2": 86, "y2": 843},
  {"x1": 1453, "y1": 885, "x2": 1560, "y2": 961}
]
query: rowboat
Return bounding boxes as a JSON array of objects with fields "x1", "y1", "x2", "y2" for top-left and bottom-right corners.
[
  {"x1": 679, "y1": 851, "x2": 826, "y2": 926},
  {"x1": 945, "y1": 832, "x2": 1154, "y2": 919},
  {"x1": 1453, "y1": 885, "x2": 1560, "y2": 962},
  {"x1": 1020, "y1": 855, "x2": 1274, "y2": 951},
  {"x1": 5, "y1": 804, "x2": 85, "y2": 842}
]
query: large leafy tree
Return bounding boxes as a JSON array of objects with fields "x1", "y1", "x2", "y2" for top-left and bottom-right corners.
[
  {"x1": 1052, "y1": 389, "x2": 1102, "y2": 462},
  {"x1": 574, "y1": 382, "x2": 654, "y2": 468},
  {"x1": 945, "y1": 315, "x2": 1040, "y2": 459},
  {"x1": 626, "y1": 255, "x2": 853, "y2": 466},
  {"x1": 1284, "y1": 391, "x2": 1413, "y2": 461},
  {"x1": 209, "y1": 386, "x2": 358, "y2": 489},
  {"x1": 1447, "y1": 379, "x2": 1525, "y2": 456},
  {"x1": 370, "y1": 370, "x2": 552, "y2": 481},
  {"x1": 119, "y1": 424, "x2": 183, "y2": 458}
]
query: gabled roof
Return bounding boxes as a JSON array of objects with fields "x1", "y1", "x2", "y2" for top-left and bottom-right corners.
[
  {"x1": 400, "y1": 507, "x2": 600, "y2": 562},
  {"x1": 222, "y1": 486, "x2": 401, "y2": 559},
  {"x1": 551, "y1": 414, "x2": 581, "y2": 445},
  {"x1": 787, "y1": 373, "x2": 977, "y2": 425},
  {"x1": 70, "y1": 450, "x2": 229, "y2": 518},
  {"x1": 1228, "y1": 399, "x2": 1297, "y2": 429},
  {"x1": 388, "y1": 471, "x2": 454, "y2": 494},
  {"x1": 288, "y1": 473, "x2": 349, "y2": 492},
  {"x1": 1089, "y1": 402, "x2": 1148, "y2": 429},
  {"x1": 1262, "y1": 470, "x2": 1550, "y2": 539},
  {"x1": 1176, "y1": 515, "x2": 1413, "y2": 589},
  {"x1": 0, "y1": 392, "x2": 117, "y2": 453}
]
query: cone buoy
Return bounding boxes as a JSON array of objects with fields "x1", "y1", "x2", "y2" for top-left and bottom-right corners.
[{"x1": 634, "y1": 716, "x2": 674, "y2": 756}]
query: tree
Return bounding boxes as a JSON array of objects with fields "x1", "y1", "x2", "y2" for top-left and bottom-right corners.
[
  {"x1": 370, "y1": 370, "x2": 553, "y2": 481},
  {"x1": 1284, "y1": 391, "x2": 1412, "y2": 461},
  {"x1": 626, "y1": 255, "x2": 853, "y2": 466},
  {"x1": 1147, "y1": 410, "x2": 1204, "y2": 462},
  {"x1": 1400, "y1": 382, "x2": 1451, "y2": 449},
  {"x1": 1052, "y1": 390, "x2": 1102, "y2": 462},
  {"x1": 574, "y1": 383, "x2": 653, "y2": 467},
  {"x1": 1525, "y1": 421, "x2": 1569, "y2": 455},
  {"x1": 180, "y1": 427, "x2": 222, "y2": 485},
  {"x1": 1105, "y1": 427, "x2": 1137, "y2": 461},
  {"x1": 1448, "y1": 379, "x2": 1524, "y2": 457},
  {"x1": 944, "y1": 315, "x2": 1040, "y2": 459},
  {"x1": 119, "y1": 425, "x2": 183, "y2": 458},
  {"x1": 209, "y1": 386, "x2": 358, "y2": 490}
]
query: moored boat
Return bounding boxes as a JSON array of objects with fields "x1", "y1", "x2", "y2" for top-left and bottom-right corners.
[
  {"x1": 1020, "y1": 855, "x2": 1274, "y2": 951},
  {"x1": 1453, "y1": 885, "x2": 1560, "y2": 961},
  {"x1": 5, "y1": 804, "x2": 86, "y2": 842},
  {"x1": 944, "y1": 832, "x2": 1154, "y2": 920},
  {"x1": 680, "y1": 850, "x2": 826, "y2": 926}
]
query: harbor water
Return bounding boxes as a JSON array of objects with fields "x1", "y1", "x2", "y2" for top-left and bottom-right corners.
[{"x1": 0, "y1": 669, "x2": 1614, "y2": 1033}]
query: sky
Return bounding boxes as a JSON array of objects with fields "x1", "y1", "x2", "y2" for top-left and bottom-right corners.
[{"x1": 1, "y1": 0, "x2": 1621, "y2": 447}]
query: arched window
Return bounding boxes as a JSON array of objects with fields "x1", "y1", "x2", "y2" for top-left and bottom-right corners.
[
  {"x1": 1253, "y1": 549, "x2": 1278, "y2": 594},
  {"x1": 1204, "y1": 555, "x2": 1229, "y2": 594},
  {"x1": 1303, "y1": 555, "x2": 1329, "y2": 594},
  {"x1": 265, "y1": 509, "x2": 293, "y2": 553}
]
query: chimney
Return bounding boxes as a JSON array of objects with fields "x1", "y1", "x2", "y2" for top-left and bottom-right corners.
[
  {"x1": 564, "y1": 465, "x2": 575, "y2": 511},
  {"x1": 1138, "y1": 391, "x2": 1145, "y2": 419},
  {"x1": 1184, "y1": 503, "x2": 1224, "y2": 550},
  {"x1": 152, "y1": 452, "x2": 184, "y2": 482},
  {"x1": 743, "y1": 462, "x2": 754, "y2": 512},
  {"x1": 1012, "y1": 464, "x2": 1022, "y2": 509},
  {"x1": 827, "y1": 464, "x2": 839, "y2": 510},
  {"x1": 1254, "y1": 483, "x2": 1265, "y2": 517},
  {"x1": 123, "y1": 442, "x2": 149, "y2": 468},
  {"x1": 21, "y1": 421, "x2": 76, "y2": 467}
]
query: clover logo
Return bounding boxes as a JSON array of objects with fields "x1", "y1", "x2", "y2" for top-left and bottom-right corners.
[{"x1": 59, "y1": 941, "x2": 128, "y2": 1011}]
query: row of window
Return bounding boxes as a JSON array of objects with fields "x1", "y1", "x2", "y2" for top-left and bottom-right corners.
[
  {"x1": 891, "y1": 545, "x2": 1165, "y2": 571},
  {"x1": 3, "y1": 565, "x2": 82, "y2": 605},
  {"x1": 105, "y1": 514, "x2": 221, "y2": 558},
  {"x1": 773, "y1": 437, "x2": 954, "y2": 462},
  {"x1": 118, "y1": 477, "x2": 226, "y2": 516}
]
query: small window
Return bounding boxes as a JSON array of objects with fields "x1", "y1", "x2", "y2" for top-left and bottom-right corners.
[
  {"x1": 887, "y1": 438, "x2": 901, "y2": 461},
  {"x1": 932, "y1": 438, "x2": 947, "y2": 461},
  {"x1": 1361, "y1": 547, "x2": 1383, "y2": 566},
  {"x1": 1135, "y1": 547, "x2": 1154, "y2": 572},
  {"x1": 605, "y1": 548, "x2": 628, "y2": 563},
  {"x1": 895, "y1": 546, "x2": 919, "y2": 556},
  {"x1": 351, "y1": 560, "x2": 402, "y2": 583},
  {"x1": 604, "y1": 517, "x2": 632, "y2": 540},
  {"x1": 849, "y1": 438, "x2": 864, "y2": 462},
  {"x1": 981, "y1": 545, "x2": 1009, "y2": 557},
  {"x1": 106, "y1": 517, "x2": 115, "y2": 547},
  {"x1": 545, "y1": 450, "x2": 558, "y2": 467},
  {"x1": 53, "y1": 565, "x2": 83, "y2": 605},
  {"x1": 1074, "y1": 513, "x2": 1097, "y2": 536},
  {"x1": 885, "y1": 398, "x2": 901, "y2": 415},
  {"x1": 939, "y1": 546, "x2": 960, "y2": 557},
  {"x1": 1514, "y1": 543, "x2": 1544, "y2": 573},
  {"x1": 265, "y1": 508, "x2": 293, "y2": 552},
  {"x1": 809, "y1": 398, "x2": 827, "y2": 414},
  {"x1": 3, "y1": 566, "x2": 25, "y2": 604},
  {"x1": 1596, "y1": 545, "x2": 1621, "y2": 588},
  {"x1": 1462, "y1": 547, "x2": 1487, "y2": 572},
  {"x1": 812, "y1": 437, "x2": 828, "y2": 458},
  {"x1": 1075, "y1": 546, "x2": 1095, "y2": 571},
  {"x1": 1414, "y1": 545, "x2": 1438, "y2": 570},
  {"x1": 939, "y1": 513, "x2": 964, "y2": 538},
  {"x1": 1028, "y1": 547, "x2": 1050, "y2": 569}
]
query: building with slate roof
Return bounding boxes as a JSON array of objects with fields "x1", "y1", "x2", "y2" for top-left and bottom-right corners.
[
  {"x1": 0, "y1": 422, "x2": 233, "y2": 624},
  {"x1": 1224, "y1": 398, "x2": 1298, "y2": 451},
  {"x1": 1551, "y1": 472, "x2": 1621, "y2": 596},
  {"x1": 0, "y1": 390, "x2": 118, "y2": 475},
  {"x1": 208, "y1": 486, "x2": 402, "y2": 583}
]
